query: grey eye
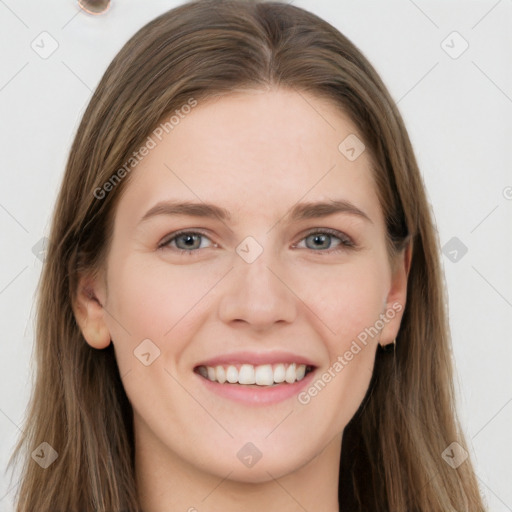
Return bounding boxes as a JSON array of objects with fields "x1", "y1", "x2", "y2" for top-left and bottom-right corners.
[
  {"x1": 175, "y1": 233, "x2": 203, "y2": 251},
  {"x1": 304, "y1": 233, "x2": 340, "y2": 250}
]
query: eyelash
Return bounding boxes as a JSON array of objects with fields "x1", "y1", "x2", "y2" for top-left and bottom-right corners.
[{"x1": 158, "y1": 228, "x2": 356, "y2": 256}]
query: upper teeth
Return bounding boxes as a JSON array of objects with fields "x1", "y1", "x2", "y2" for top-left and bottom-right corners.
[{"x1": 197, "y1": 363, "x2": 308, "y2": 386}]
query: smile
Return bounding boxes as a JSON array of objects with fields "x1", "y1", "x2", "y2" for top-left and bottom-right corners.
[{"x1": 195, "y1": 363, "x2": 314, "y2": 386}]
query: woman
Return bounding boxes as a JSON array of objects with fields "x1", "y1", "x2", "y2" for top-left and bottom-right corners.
[{"x1": 8, "y1": 0, "x2": 486, "y2": 510}]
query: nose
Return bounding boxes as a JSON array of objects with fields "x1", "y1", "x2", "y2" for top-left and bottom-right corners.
[{"x1": 217, "y1": 246, "x2": 297, "y2": 332}]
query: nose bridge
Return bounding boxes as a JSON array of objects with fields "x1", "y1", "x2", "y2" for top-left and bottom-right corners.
[{"x1": 217, "y1": 234, "x2": 297, "y2": 328}]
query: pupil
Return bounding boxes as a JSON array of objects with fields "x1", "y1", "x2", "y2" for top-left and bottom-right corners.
[
  {"x1": 180, "y1": 234, "x2": 199, "y2": 249},
  {"x1": 310, "y1": 234, "x2": 329, "y2": 249}
]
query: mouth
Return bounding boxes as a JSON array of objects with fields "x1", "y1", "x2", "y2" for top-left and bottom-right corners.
[
  {"x1": 192, "y1": 351, "x2": 319, "y2": 404},
  {"x1": 193, "y1": 362, "x2": 316, "y2": 387}
]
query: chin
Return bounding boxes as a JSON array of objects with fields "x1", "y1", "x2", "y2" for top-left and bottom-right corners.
[{"x1": 197, "y1": 447, "x2": 313, "y2": 484}]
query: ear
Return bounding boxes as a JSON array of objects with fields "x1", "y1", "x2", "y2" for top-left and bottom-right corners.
[
  {"x1": 72, "y1": 273, "x2": 111, "y2": 349},
  {"x1": 379, "y1": 238, "x2": 413, "y2": 347}
]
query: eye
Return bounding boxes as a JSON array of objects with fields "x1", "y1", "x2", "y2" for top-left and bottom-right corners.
[
  {"x1": 158, "y1": 230, "x2": 215, "y2": 254},
  {"x1": 294, "y1": 228, "x2": 355, "y2": 253},
  {"x1": 158, "y1": 228, "x2": 356, "y2": 256}
]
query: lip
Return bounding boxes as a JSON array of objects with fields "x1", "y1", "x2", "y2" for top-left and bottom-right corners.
[
  {"x1": 194, "y1": 350, "x2": 317, "y2": 368},
  {"x1": 194, "y1": 366, "x2": 317, "y2": 405}
]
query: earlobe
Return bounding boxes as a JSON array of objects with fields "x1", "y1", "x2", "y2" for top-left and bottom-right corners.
[
  {"x1": 379, "y1": 239, "x2": 413, "y2": 348},
  {"x1": 73, "y1": 276, "x2": 111, "y2": 349}
]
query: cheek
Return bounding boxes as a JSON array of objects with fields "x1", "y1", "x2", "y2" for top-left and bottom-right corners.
[
  {"x1": 293, "y1": 260, "x2": 386, "y2": 418},
  {"x1": 296, "y1": 267, "x2": 384, "y2": 430},
  {"x1": 108, "y1": 253, "x2": 199, "y2": 326},
  {"x1": 295, "y1": 259, "x2": 388, "y2": 344},
  {"x1": 104, "y1": 253, "x2": 225, "y2": 367}
]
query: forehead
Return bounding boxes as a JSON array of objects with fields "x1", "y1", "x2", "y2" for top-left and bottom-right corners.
[{"x1": 117, "y1": 88, "x2": 383, "y2": 228}]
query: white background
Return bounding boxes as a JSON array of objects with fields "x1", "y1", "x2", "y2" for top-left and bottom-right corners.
[{"x1": 1, "y1": 1, "x2": 511, "y2": 510}]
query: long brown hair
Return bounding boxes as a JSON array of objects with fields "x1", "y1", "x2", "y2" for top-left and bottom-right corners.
[{"x1": 8, "y1": 0, "x2": 486, "y2": 510}]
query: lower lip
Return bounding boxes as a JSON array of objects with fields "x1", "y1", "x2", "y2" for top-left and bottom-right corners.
[{"x1": 195, "y1": 369, "x2": 317, "y2": 405}]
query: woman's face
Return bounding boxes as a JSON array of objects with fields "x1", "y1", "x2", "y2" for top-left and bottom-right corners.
[{"x1": 77, "y1": 87, "x2": 409, "y2": 485}]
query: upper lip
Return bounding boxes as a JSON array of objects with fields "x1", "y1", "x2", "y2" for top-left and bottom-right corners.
[{"x1": 195, "y1": 351, "x2": 318, "y2": 368}]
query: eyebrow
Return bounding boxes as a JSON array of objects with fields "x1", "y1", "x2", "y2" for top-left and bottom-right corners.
[{"x1": 139, "y1": 199, "x2": 373, "y2": 224}]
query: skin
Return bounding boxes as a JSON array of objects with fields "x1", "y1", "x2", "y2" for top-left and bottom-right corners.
[{"x1": 74, "y1": 87, "x2": 411, "y2": 512}]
